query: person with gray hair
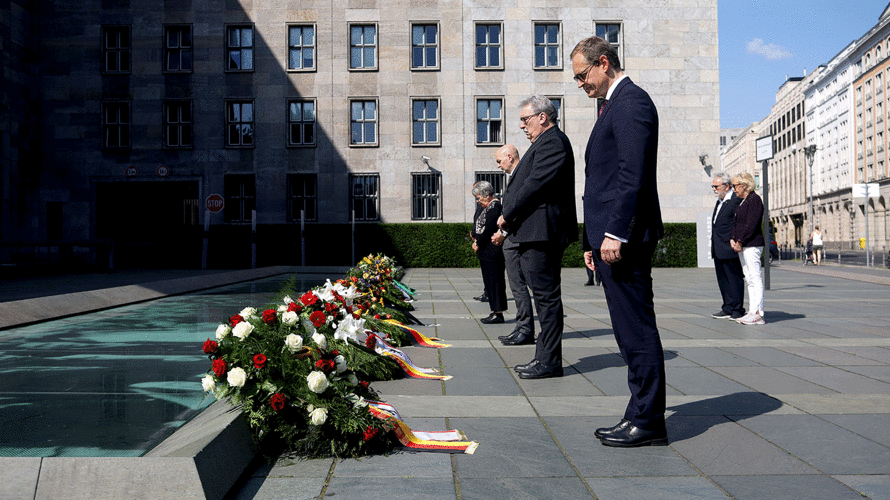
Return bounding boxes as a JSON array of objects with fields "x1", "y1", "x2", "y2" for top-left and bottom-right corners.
[
  {"x1": 471, "y1": 180, "x2": 508, "y2": 323},
  {"x1": 710, "y1": 172, "x2": 745, "y2": 320}
]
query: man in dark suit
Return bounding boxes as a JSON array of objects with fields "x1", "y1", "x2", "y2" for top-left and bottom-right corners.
[
  {"x1": 710, "y1": 172, "x2": 745, "y2": 320},
  {"x1": 497, "y1": 95, "x2": 577, "y2": 379},
  {"x1": 572, "y1": 36, "x2": 668, "y2": 447}
]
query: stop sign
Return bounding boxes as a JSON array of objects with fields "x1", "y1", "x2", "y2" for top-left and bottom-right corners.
[{"x1": 205, "y1": 194, "x2": 224, "y2": 213}]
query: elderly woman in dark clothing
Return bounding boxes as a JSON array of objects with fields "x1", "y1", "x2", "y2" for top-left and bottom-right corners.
[
  {"x1": 471, "y1": 181, "x2": 508, "y2": 324},
  {"x1": 729, "y1": 172, "x2": 765, "y2": 325}
]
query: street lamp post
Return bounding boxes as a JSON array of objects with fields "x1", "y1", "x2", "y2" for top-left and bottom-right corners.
[{"x1": 804, "y1": 145, "x2": 817, "y2": 239}]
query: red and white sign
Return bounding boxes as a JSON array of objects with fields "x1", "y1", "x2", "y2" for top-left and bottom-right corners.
[
  {"x1": 126, "y1": 166, "x2": 137, "y2": 177},
  {"x1": 205, "y1": 194, "x2": 225, "y2": 213},
  {"x1": 157, "y1": 165, "x2": 169, "y2": 177}
]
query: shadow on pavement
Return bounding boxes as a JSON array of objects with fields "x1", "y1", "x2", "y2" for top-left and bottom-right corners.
[{"x1": 666, "y1": 391, "x2": 783, "y2": 441}]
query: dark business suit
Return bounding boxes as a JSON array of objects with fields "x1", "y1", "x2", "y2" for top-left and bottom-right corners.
[
  {"x1": 583, "y1": 77, "x2": 666, "y2": 431},
  {"x1": 502, "y1": 126, "x2": 577, "y2": 366},
  {"x1": 711, "y1": 192, "x2": 745, "y2": 317}
]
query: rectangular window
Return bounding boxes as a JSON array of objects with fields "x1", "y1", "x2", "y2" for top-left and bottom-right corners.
[
  {"x1": 548, "y1": 96, "x2": 563, "y2": 129},
  {"x1": 288, "y1": 99, "x2": 316, "y2": 146},
  {"x1": 412, "y1": 172, "x2": 442, "y2": 220},
  {"x1": 595, "y1": 23, "x2": 622, "y2": 65},
  {"x1": 226, "y1": 100, "x2": 254, "y2": 147},
  {"x1": 350, "y1": 174, "x2": 380, "y2": 221},
  {"x1": 476, "y1": 98, "x2": 503, "y2": 145},
  {"x1": 412, "y1": 98, "x2": 440, "y2": 145},
  {"x1": 350, "y1": 99, "x2": 378, "y2": 146},
  {"x1": 164, "y1": 25, "x2": 193, "y2": 73},
  {"x1": 227, "y1": 26, "x2": 254, "y2": 71},
  {"x1": 475, "y1": 171, "x2": 506, "y2": 200},
  {"x1": 287, "y1": 174, "x2": 317, "y2": 222},
  {"x1": 102, "y1": 26, "x2": 130, "y2": 73},
  {"x1": 288, "y1": 25, "x2": 315, "y2": 70},
  {"x1": 224, "y1": 174, "x2": 256, "y2": 223},
  {"x1": 102, "y1": 102, "x2": 130, "y2": 149},
  {"x1": 534, "y1": 23, "x2": 560, "y2": 68},
  {"x1": 411, "y1": 23, "x2": 439, "y2": 69},
  {"x1": 350, "y1": 24, "x2": 377, "y2": 70},
  {"x1": 164, "y1": 100, "x2": 193, "y2": 148},
  {"x1": 475, "y1": 23, "x2": 502, "y2": 69}
]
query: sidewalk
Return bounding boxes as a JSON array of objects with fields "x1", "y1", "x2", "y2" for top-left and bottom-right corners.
[{"x1": 2, "y1": 265, "x2": 889, "y2": 500}]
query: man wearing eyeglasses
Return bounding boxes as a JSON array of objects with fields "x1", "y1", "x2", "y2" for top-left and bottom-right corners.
[
  {"x1": 496, "y1": 95, "x2": 577, "y2": 379},
  {"x1": 710, "y1": 172, "x2": 745, "y2": 320},
  {"x1": 571, "y1": 36, "x2": 667, "y2": 447}
]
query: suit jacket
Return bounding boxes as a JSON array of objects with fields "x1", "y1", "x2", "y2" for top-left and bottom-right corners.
[
  {"x1": 501, "y1": 126, "x2": 578, "y2": 246},
  {"x1": 583, "y1": 77, "x2": 663, "y2": 249},
  {"x1": 711, "y1": 193, "x2": 742, "y2": 260}
]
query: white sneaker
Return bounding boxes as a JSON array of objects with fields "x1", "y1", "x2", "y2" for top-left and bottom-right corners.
[{"x1": 737, "y1": 313, "x2": 765, "y2": 325}]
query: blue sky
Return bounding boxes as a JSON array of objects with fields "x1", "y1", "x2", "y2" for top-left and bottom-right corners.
[{"x1": 719, "y1": 0, "x2": 886, "y2": 129}]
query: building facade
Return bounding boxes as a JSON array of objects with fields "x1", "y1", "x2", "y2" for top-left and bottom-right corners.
[{"x1": 1, "y1": 0, "x2": 719, "y2": 268}]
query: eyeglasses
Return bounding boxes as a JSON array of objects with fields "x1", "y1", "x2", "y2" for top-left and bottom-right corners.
[
  {"x1": 519, "y1": 113, "x2": 541, "y2": 124},
  {"x1": 711, "y1": 185, "x2": 724, "y2": 190},
  {"x1": 573, "y1": 62, "x2": 599, "y2": 83},
  {"x1": 732, "y1": 183, "x2": 745, "y2": 188}
]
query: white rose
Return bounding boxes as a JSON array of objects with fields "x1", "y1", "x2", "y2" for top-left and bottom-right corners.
[
  {"x1": 239, "y1": 307, "x2": 257, "y2": 320},
  {"x1": 308, "y1": 407, "x2": 328, "y2": 426},
  {"x1": 201, "y1": 374, "x2": 216, "y2": 392},
  {"x1": 278, "y1": 304, "x2": 287, "y2": 312},
  {"x1": 283, "y1": 295, "x2": 294, "y2": 304},
  {"x1": 281, "y1": 311, "x2": 298, "y2": 326},
  {"x1": 215, "y1": 324, "x2": 231, "y2": 340},
  {"x1": 312, "y1": 332, "x2": 327, "y2": 350},
  {"x1": 232, "y1": 321, "x2": 254, "y2": 341},
  {"x1": 307, "y1": 371, "x2": 330, "y2": 393},
  {"x1": 227, "y1": 367, "x2": 247, "y2": 388},
  {"x1": 334, "y1": 355, "x2": 347, "y2": 373},
  {"x1": 285, "y1": 333, "x2": 303, "y2": 352}
]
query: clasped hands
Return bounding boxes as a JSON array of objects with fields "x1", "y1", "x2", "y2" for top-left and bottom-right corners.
[{"x1": 730, "y1": 239, "x2": 742, "y2": 252}]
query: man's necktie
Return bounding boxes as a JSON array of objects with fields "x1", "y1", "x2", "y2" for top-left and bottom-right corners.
[{"x1": 599, "y1": 99, "x2": 608, "y2": 116}]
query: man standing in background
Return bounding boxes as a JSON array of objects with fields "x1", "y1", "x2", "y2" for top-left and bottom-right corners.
[{"x1": 710, "y1": 172, "x2": 745, "y2": 320}]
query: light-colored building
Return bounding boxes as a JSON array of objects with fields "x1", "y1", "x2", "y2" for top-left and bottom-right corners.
[
  {"x1": 719, "y1": 127, "x2": 744, "y2": 154},
  {"x1": 1, "y1": 0, "x2": 719, "y2": 267},
  {"x1": 719, "y1": 122, "x2": 759, "y2": 181}
]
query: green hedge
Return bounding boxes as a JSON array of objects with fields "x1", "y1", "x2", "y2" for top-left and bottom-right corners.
[{"x1": 358, "y1": 223, "x2": 697, "y2": 268}]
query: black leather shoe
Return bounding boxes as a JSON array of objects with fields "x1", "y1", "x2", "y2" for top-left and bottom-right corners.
[
  {"x1": 584, "y1": 280, "x2": 594, "y2": 286},
  {"x1": 501, "y1": 334, "x2": 534, "y2": 346},
  {"x1": 513, "y1": 359, "x2": 538, "y2": 372},
  {"x1": 595, "y1": 419, "x2": 630, "y2": 439},
  {"x1": 517, "y1": 362, "x2": 563, "y2": 379},
  {"x1": 600, "y1": 424, "x2": 668, "y2": 447},
  {"x1": 480, "y1": 312, "x2": 504, "y2": 324},
  {"x1": 498, "y1": 330, "x2": 521, "y2": 341},
  {"x1": 474, "y1": 294, "x2": 489, "y2": 302}
]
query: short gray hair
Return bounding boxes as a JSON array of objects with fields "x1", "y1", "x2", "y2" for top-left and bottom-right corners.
[
  {"x1": 472, "y1": 180, "x2": 494, "y2": 197},
  {"x1": 519, "y1": 95, "x2": 558, "y2": 123},
  {"x1": 713, "y1": 172, "x2": 731, "y2": 185}
]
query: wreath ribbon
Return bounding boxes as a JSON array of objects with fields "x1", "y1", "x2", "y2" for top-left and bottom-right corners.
[
  {"x1": 368, "y1": 402, "x2": 478, "y2": 454},
  {"x1": 383, "y1": 319, "x2": 451, "y2": 348},
  {"x1": 372, "y1": 334, "x2": 451, "y2": 380}
]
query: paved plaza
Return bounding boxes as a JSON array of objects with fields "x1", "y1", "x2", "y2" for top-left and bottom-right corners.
[{"x1": 1, "y1": 262, "x2": 889, "y2": 499}]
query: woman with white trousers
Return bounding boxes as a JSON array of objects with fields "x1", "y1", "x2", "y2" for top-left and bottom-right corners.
[{"x1": 729, "y1": 172, "x2": 765, "y2": 325}]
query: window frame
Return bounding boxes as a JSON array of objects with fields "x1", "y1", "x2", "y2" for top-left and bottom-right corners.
[
  {"x1": 475, "y1": 97, "x2": 505, "y2": 146},
  {"x1": 348, "y1": 23, "x2": 378, "y2": 71},
  {"x1": 411, "y1": 172, "x2": 443, "y2": 221},
  {"x1": 533, "y1": 22, "x2": 562, "y2": 69},
  {"x1": 474, "y1": 22, "x2": 504, "y2": 70},
  {"x1": 225, "y1": 99, "x2": 255, "y2": 148},
  {"x1": 594, "y1": 22, "x2": 623, "y2": 68},
  {"x1": 475, "y1": 171, "x2": 506, "y2": 201},
  {"x1": 102, "y1": 101, "x2": 131, "y2": 149},
  {"x1": 411, "y1": 97, "x2": 441, "y2": 147},
  {"x1": 163, "y1": 100, "x2": 193, "y2": 149},
  {"x1": 349, "y1": 98, "x2": 379, "y2": 147},
  {"x1": 287, "y1": 98, "x2": 317, "y2": 147},
  {"x1": 163, "y1": 24, "x2": 193, "y2": 73},
  {"x1": 546, "y1": 95, "x2": 563, "y2": 130},
  {"x1": 287, "y1": 23, "x2": 317, "y2": 72},
  {"x1": 349, "y1": 173, "x2": 381, "y2": 222},
  {"x1": 287, "y1": 173, "x2": 318, "y2": 222},
  {"x1": 225, "y1": 24, "x2": 255, "y2": 72},
  {"x1": 410, "y1": 22, "x2": 440, "y2": 71},
  {"x1": 102, "y1": 25, "x2": 131, "y2": 74},
  {"x1": 224, "y1": 174, "x2": 256, "y2": 224}
]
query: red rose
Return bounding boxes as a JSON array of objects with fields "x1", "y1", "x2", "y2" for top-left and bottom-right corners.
[
  {"x1": 315, "y1": 358, "x2": 335, "y2": 373},
  {"x1": 269, "y1": 393, "x2": 286, "y2": 412},
  {"x1": 287, "y1": 302, "x2": 302, "y2": 313},
  {"x1": 253, "y1": 353, "x2": 267, "y2": 369},
  {"x1": 262, "y1": 309, "x2": 277, "y2": 324},
  {"x1": 309, "y1": 310, "x2": 326, "y2": 327},
  {"x1": 374, "y1": 314, "x2": 381, "y2": 319},
  {"x1": 212, "y1": 358, "x2": 227, "y2": 377},
  {"x1": 365, "y1": 335, "x2": 377, "y2": 349},
  {"x1": 300, "y1": 291, "x2": 318, "y2": 306},
  {"x1": 359, "y1": 380, "x2": 369, "y2": 389},
  {"x1": 363, "y1": 425, "x2": 380, "y2": 441},
  {"x1": 324, "y1": 302, "x2": 336, "y2": 313},
  {"x1": 230, "y1": 314, "x2": 244, "y2": 327},
  {"x1": 202, "y1": 338, "x2": 218, "y2": 354}
]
